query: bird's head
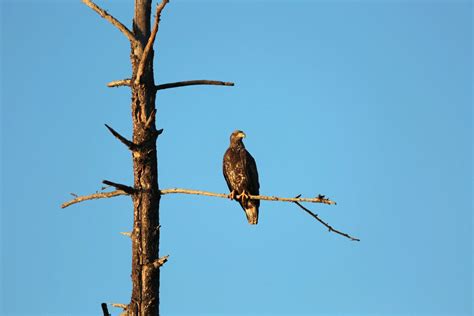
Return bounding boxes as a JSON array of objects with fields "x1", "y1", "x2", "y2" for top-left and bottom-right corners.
[{"x1": 230, "y1": 130, "x2": 246, "y2": 145}]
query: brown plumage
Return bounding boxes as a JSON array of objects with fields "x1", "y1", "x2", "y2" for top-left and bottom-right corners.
[{"x1": 223, "y1": 130, "x2": 260, "y2": 224}]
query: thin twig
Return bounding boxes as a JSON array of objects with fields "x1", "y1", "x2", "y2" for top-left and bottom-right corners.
[
  {"x1": 111, "y1": 303, "x2": 128, "y2": 310},
  {"x1": 101, "y1": 303, "x2": 110, "y2": 316},
  {"x1": 104, "y1": 124, "x2": 136, "y2": 150},
  {"x1": 159, "y1": 188, "x2": 336, "y2": 205},
  {"x1": 294, "y1": 201, "x2": 360, "y2": 241},
  {"x1": 82, "y1": 0, "x2": 137, "y2": 44},
  {"x1": 152, "y1": 255, "x2": 169, "y2": 269},
  {"x1": 61, "y1": 190, "x2": 129, "y2": 209},
  {"x1": 107, "y1": 79, "x2": 131, "y2": 88},
  {"x1": 135, "y1": 0, "x2": 169, "y2": 85},
  {"x1": 120, "y1": 232, "x2": 132, "y2": 237},
  {"x1": 155, "y1": 80, "x2": 235, "y2": 91}
]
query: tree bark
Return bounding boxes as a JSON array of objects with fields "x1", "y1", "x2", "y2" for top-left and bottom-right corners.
[
  {"x1": 68, "y1": 1, "x2": 357, "y2": 313},
  {"x1": 129, "y1": 0, "x2": 160, "y2": 315}
]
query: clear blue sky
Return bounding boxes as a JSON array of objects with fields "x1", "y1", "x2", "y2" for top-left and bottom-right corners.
[{"x1": 1, "y1": 0, "x2": 472, "y2": 315}]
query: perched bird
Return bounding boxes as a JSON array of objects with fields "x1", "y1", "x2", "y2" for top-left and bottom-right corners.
[{"x1": 223, "y1": 130, "x2": 260, "y2": 224}]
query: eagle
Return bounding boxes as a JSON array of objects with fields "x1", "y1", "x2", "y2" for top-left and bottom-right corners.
[{"x1": 223, "y1": 130, "x2": 260, "y2": 224}]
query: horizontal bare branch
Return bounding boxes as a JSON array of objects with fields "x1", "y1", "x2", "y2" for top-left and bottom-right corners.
[
  {"x1": 107, "y1": 79, "x2": 131, "y2": 88},
  {"x1": 107, "y1": 79, "x2": 235, "y2": 90},
  {"x1": 294, "y1": 201, "x2": 360, "y2": 241},
  {"x1": 82, "y1": 0, "x2": 137, "y2": 44},
  {"x1": 158, "y1": 188, "x2": 357, "y2": 240},
  {"x1": 61, "y1": 190, "x2": 129, "y2": 209},
  {"x1": 156, "y1": 80, "x2": 235, "y2": 91},
  {"x1": 159, "y1": 188, "x2": 336, "y2": 205}
]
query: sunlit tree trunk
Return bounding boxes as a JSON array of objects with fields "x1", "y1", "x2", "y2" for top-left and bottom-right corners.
[{"x1": 129, "y1": 0, "x2": 161, "y2": 314}]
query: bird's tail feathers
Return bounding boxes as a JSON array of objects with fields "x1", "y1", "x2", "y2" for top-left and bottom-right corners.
[{"x1": 245, "y1": 205, "x2": 259, "y2": 225}]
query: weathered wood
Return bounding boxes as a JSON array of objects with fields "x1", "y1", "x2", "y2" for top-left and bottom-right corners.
[
  {"x1": 61, "y1": 190, "x2": 129, "y2": 209},
  {"x1": 155, "y1": 80, "x2": 235, "y2": 91},
  {"x1": 82, "y1": 0, "x2": 137, "y2": 44},
  {"x1": 74, "y1": 1, "x2": 233, "y2": 315},
  {"x1": 70, "y1": 1, "x2": 357, "y2": 312},
  {"x1": 101, "y1": 303, "x2": 110, "y2": 316},
  {"x1": 159, "y1": 188, "x2": 337, "y2": 205},
  {"x1": 128, "y1": 0, "x2": 162, "y2": 315}
]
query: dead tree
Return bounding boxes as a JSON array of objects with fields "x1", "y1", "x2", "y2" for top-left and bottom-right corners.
[{"x1": 63, "y1": 1, "x2": 358, "y2": 315}]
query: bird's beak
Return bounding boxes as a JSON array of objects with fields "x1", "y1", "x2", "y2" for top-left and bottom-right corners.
[{"x1": 238, "y1": 132, "x2": 246, "y2": 138}]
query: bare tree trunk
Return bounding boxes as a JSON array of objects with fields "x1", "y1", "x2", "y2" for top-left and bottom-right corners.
[
  {"x1": 64, "y1": 1, "x2": 356, "y2": 314},
  {"x1": 129, "y1": 0, "x2": 160, "y2": 315}
]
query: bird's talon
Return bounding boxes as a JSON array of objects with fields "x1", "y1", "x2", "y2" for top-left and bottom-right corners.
[{"x1": 237, "y1": 190, "x2": 250, "y2": 202}]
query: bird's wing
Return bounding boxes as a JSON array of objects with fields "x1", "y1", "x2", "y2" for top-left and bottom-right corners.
[
  {"x1": 223, "y1": 148, "x2": 233, "y2": 192},
  {"x1": 245, "y1": 150, "x2": 260, "y2": 195}
]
